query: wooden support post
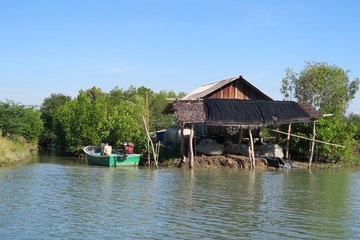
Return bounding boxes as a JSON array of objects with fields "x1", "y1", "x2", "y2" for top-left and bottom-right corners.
[
  {"x1": 180, "y1": 124, "x2": 185, "y2": 157},
  {"x1": 142, "y1": 116, "x2": 158, "y2": 168},
  {"x1": 194, "y1": 124, "x2": 197, "y2": 158},
  {"x1": 276, "y1": 124, "x2": 279, "y2": 143},
  {"x1": 285, "y1": 123, "x2": 292, "y2": 160},
  {"x1": 238, "y1": 128, "x2": 243, "y2": 144},
  {"x1": 237, "y1": 127, "x2": 244, "y2": 154},
  {"x1": 174, "y1": 123, "x2": 179, "y2": 148},
  {"x1": 249, "y1": 129, "x2": 255, "y2": 169},
  {"x1": 146, "y1": 92, "x2": 150, "y2": 166},
  {"x1": 248, "y1": 143, "x2": 252, "y2": 169},
  {"x1": 309, "y1": 120, "x2": 316, "y2": 168},
  {"x1": 189, "y1": 123, "x2": 194, "y2": 169}
]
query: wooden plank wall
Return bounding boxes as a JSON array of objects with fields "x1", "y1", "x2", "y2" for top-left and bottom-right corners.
[{"x1": 208, "y1": 80, "x2": 266, "y2": 100}]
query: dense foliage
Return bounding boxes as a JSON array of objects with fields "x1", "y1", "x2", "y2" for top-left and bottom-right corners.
[
  {"x1": 0, "y1": 100, "x2": 43, "y2": 143},
  {"x1": 347, "y1": 113, "x2": 360, "y2": 140},
  {"x1": 280, "y1": 61, "x2": 360, "y2": 163},
  {"x1": 42, "y1": 86, "x2": 185, "y2": 154},
  {"x1": 39, "y1": 94, "x2": 71, "y2": 147}
]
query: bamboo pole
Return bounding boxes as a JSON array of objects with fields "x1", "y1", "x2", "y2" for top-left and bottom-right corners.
[
  {"x1": 285, "y1": 123, "x2": 292, "y2": 160},
  {"x1": 142, "y1": 116, "x2": 158, "y2": 168},
  {"x1": 189, "y1": 123, "x2": 194, "y2": 169},
  {"x1": 267, "y1": 129, "x2": 345, "y2": 148},
  {"x1": 309, "y1": 120, "x2": 316, "y2": 168}
]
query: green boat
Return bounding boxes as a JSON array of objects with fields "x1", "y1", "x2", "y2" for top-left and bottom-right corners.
[{"x1": 84, "y1": 146, "x2": 141, "y2": 167}]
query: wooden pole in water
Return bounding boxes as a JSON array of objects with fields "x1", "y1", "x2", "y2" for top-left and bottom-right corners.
[
  {"x1": 142, "y1": 116, "x2": 158, "y2": 168},
  {"x1": 248, "y1": 143, "x2": 252, "y2": 169},
  {"x1": 180, "y1": 123, "x2": 185, "y2": 157},
  {"x1": 249, "y1": 129, "x2": 255, "y2": 169},
  {"x1": 309, "y1": 120, "x2": 316, "y2": 168},
  {"x1": 285, "y1": 123, "x2": 292, "y2": 160},
  {"x1": 276, "y1": 124, "x2": 280, "y2": 143},
  {"x1": 189, "y1": 123, "x2": 194, "y2": 169},
  {"x1": 146, "y1": 92, "x2": 150, "y2": 166}
]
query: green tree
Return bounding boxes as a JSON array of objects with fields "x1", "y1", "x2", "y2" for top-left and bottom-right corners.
[
  {"x1": 22, "y1": 107, "x2": 44, "y2": 143},
  {"x1": 39, "y1": 93, "x2": 71, "y2": 147},
  {"x1": 347, "y1": 113, "x2": 360, "y2": 140},
  {"x1": 281, "y1": 61, "x2": 359, "y2": 114},
  {"x1": 0, "y1": 100, "x2": 25, "y2": 137},
  {"x1": 150, "y1": 90, "x2": 177, "y2": 131},
  {"x1": 281, "y1": 61, "x2": 360, "y2": 162},
  {"x1": 54, "y1": 90, "x2": 107, "y2": 152},
  {"x1": 0, "y1": 100, "x2": 43, "y2": 143}
]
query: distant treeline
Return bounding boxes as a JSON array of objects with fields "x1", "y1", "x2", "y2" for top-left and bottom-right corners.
[
  {"x1": 1, "y1": 78, "x2": 360, "y2": 163},
  {"x1": 0, "y1": 86, "x2": 186, "y2": 155}
]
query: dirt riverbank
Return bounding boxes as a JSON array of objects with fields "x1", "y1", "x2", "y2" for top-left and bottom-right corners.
[{"x1": 176, "y1": 154, "x2": 268, "y2": 169}]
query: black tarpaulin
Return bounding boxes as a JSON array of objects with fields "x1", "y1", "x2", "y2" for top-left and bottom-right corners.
[{"x1": 203, "y1": 99, "x2": 312, "y2": 125}]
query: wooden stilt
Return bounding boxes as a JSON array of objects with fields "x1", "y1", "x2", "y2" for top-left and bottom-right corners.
[
  {"x1": 189, "y1": 123, "x2": 194, "y2": 169},
  {"x1": 146, "y1": 92, "x2": 150, "y2": 166},
  {"x1": 276, "y1": 124, "x2": 280, "y2": 143},
  {"x1": 142, "y1": 116, "x2": 158, "y2": 168},
  {"x1": 309, "y1": 120, "x2": 316, "y2": 168},
  {"x1": 238, "y1": 128, "x2": 243, "y2": 144},
  {"x1": 238, "y1": 127, "x2": 243, "y2": 154},
  {"x1": 285, "y1": 123, "x2": 292, "y2": 160},
  {"x1": 248, "y1": 143, "x2": 252, "y2": 169},
  {"x1": 249, "y1": 129, "x2": 255, "y2": 169},
  {"x1": 180, "y1": 124, "x2": 185, "y2": 157},
  {"x1": 175, "y1": 123, "x2": 179, "y2": 148},
  {"x1": 194, "y1": 124, "x2": 197, "y2": 158}
]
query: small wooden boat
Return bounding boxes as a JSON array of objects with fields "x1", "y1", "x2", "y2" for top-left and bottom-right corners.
[{"x1": 84, "y1": 146, "x2": 140, "y2": 167}]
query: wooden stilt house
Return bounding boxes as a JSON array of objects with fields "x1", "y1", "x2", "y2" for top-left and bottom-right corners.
[
  {"x1": 181, "y1": 75, "x2": 273, "y2": 141},
  {"x1": 163, "y1": 75, "x2": 323, "y2": 168}
]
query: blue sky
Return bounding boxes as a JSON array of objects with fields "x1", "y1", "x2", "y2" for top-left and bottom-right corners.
[{"x1": 1, "y1": 0, "x2": 359, "y2": 114}]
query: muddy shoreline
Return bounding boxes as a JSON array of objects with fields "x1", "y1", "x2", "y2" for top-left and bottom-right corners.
[{"x1": 156, "y1": 154, "x2": 310, "y2": 169}]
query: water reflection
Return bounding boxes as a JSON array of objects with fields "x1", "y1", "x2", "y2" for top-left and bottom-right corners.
[{"x1": 1, "y1": 153, "x2": 360, "y2": 239}]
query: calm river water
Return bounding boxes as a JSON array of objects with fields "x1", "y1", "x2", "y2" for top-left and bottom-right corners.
[{"x1": 1, "y1": 152, "x2": 360, "y2": 239}]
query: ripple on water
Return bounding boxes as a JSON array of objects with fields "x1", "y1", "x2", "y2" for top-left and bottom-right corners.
[{"x1": 1, "y1": 161, "x2": 360, "y2": 239}]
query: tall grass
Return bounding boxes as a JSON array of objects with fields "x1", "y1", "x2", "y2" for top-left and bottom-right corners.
[{"x1": 0, "y1": 132, "x2": 32, "y2": 166}]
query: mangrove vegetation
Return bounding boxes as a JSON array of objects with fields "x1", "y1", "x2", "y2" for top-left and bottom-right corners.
[{"x1": 1, "y1": 61, "x2": 360, "y2": 166}]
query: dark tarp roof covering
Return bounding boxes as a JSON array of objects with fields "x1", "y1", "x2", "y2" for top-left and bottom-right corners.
[
  {"x1": 163, "y1": 99, "x2": 322, "y2": 126},
  {"x1": 204, "y1": 99, "x2": 314, "y2": 125}
]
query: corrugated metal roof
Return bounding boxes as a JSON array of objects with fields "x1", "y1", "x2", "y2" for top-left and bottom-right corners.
[{"x1": 182, "y1": 76, "x2": 238, "y2": 100}]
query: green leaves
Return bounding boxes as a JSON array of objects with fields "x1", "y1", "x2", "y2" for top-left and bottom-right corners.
[
  {"x1": 50, "y1": 86, "x2": 185, "y2": 154},
  {"x1": 281, "y1": 61, "x2": 360, "y2": 163},
  {"x1": 0, "y1": 100, "x2": 43, "y2": 143},
  {"x1": 281, "y1": 61, "x2": 359, "y2": 114}
]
